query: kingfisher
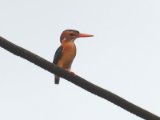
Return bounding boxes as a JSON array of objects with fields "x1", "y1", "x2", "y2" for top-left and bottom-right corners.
[{"x1": 53, "y1": 29, "x2": 93, "y2": 84}]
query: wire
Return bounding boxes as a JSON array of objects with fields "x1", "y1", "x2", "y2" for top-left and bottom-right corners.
[{"x1": 0, "y1": 36, "x2": 160, "y2": 120}]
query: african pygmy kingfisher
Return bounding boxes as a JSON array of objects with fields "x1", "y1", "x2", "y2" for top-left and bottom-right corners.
[{"x1": 53, "y1": 29, "x2": 93, "y2": 84}]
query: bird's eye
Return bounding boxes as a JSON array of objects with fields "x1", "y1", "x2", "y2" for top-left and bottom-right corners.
[{"x1": 70, "y1": 33, "x2": 75, "y2": 36}]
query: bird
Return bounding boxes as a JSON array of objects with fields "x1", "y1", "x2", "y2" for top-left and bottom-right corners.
[{"x1": 53, "y1": 29, "x2": 93, "y2": 84}]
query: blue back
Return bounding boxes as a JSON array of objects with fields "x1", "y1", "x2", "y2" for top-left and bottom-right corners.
[{"x1": 53, "y1": 46, "x2": 63, "y2": 64}]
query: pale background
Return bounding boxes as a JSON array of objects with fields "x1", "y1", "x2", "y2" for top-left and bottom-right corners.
[{"x1": 0, "y1": 0, "x2": 160, "y2": 120}]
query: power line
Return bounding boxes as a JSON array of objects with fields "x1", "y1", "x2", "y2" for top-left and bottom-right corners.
[{"x1": 0, "y1": 36, "x2": 160, "y2": 120}]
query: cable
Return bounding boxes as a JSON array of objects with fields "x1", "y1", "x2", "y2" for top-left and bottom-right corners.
[{"x1": 0, "y1": 36, "x2": 160, "y2": 120}]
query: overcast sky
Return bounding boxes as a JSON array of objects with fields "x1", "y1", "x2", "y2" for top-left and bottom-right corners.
[{"x1": 0, "y1": 0, "x2": 160, "y2": 120}]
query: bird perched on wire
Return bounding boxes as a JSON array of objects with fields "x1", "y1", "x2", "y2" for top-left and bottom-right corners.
[{"x1": 53, "y1": 29, "x2": 93, "y2": 84}]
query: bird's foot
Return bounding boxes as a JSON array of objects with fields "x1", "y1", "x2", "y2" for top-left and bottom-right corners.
[{"x1": 64, "y1": 69, "x2": 75, "y2": 75}]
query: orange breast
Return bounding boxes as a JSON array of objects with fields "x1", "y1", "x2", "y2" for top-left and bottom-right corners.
[{"x1": 57, "y1": 42, "x2": 76, "y2": 69}]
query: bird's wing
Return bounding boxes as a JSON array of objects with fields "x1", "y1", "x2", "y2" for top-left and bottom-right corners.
[{"x1": 53, "y1": 46, "x2": 63, "y2": 64}]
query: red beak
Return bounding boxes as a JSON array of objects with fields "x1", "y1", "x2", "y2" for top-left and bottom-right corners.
[{"x1": 78, "y1": 33, "x2": 93, "y2": 37}]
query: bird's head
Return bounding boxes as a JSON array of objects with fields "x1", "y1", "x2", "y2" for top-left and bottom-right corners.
[{"x1": 60, "y1": 29, "x2": 93, "y2": 43}]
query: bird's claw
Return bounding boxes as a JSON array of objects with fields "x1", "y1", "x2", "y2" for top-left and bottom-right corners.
[{"x1": 64, "y1": 69, "x2": 75, "y2": 75}]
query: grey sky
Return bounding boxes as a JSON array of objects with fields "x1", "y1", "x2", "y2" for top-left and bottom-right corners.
[{"x1": 0, "y1": 0, "x2": 160, "y2": 120}]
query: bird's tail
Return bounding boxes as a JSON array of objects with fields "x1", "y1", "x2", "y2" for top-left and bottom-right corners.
[{"x1": 55, "y1": 75, "x2": 60, "y2": 84}]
